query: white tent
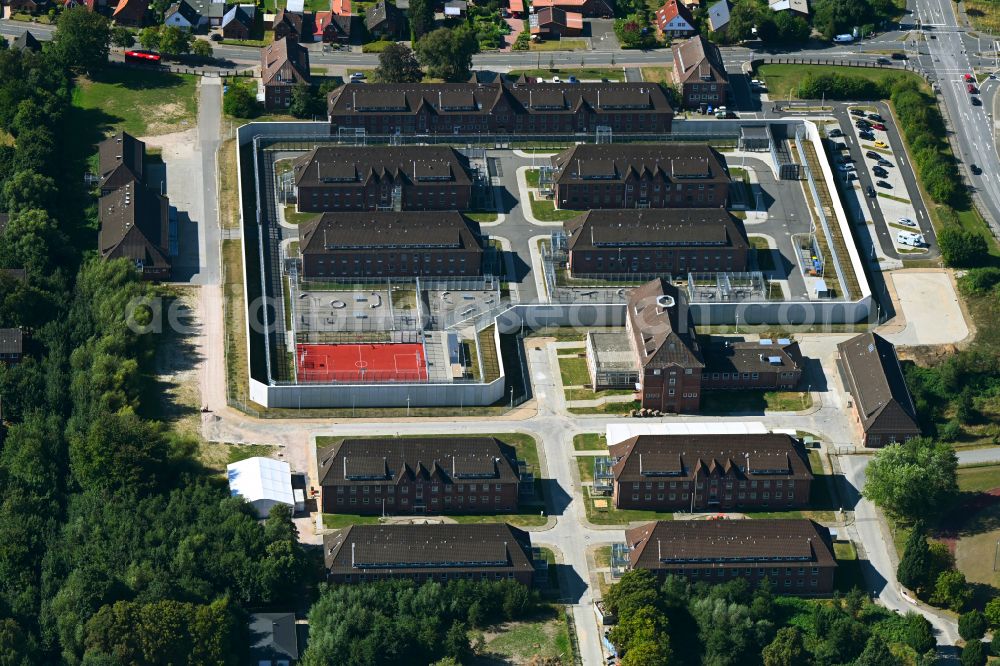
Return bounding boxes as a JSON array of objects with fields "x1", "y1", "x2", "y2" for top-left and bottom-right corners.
[
  {"x1": 286, "y1": 0, "x2": 304, "y2": 12},
  {"x1": 605, "y1": 421, "x2": 768, "y2": 446},
  {"x1": 227, "y1": 456, "x2": 295, "y2": 518}
]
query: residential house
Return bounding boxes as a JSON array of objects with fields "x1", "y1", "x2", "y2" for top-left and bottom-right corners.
[
  {"x1": 706, "y1": 0, "x2": 729, "y2": 32},
  {"x1": 365, "y1": 0, "x2": 405, "y2": 38},
  {"x1": 327, "y1": 81, "x2": 673, "y2": 135},
  {"x1": 625, "y1": 519, "x2": 837, "y2": 593},
  {"x1": 625, "y1": 278, "x2": 704, "y2": 413},
  {"x1": 564, "y1": 208, "x2": 748, "y2": 276},
  {"x1": 249, "y1": 613, "x2": 300, "y2": 665},
  {"x1": 11, "y1": 30, "x2": 42, "y2": 51},
  {"x1": 551, "y1": 144, "x2": 730, "y2": 210},
  {"x1": 608, "y1": 433, "x2": 813, "y2": 511},
  {"x1": 324, "y1": 523, "x2": 539, "y2": 585},
  {"x1": 672, "y1": 34, "x2": 729, "y2": 109},
  {"x1": 508, "y1": 0, "x2": 525, "y2": 17},
  {"x1": 98, "y1": 131, "x2": 145, "y2": 196},
  {"x1": 164, "y1": 0, "x2": 201, "y2": 29},
  {"x1": 315, "y1": 11, "x2": 353, "y2": 42},
  {"x1": 837, "y1": 332, "x2": 921, "y2": 447},
  {"x1": 654, "y1": 0, "x2": 696, "y2": 37},
  {"x1": 769, "y1": 0, "x2": 808, "y2": 18},
  {"x1": 98, "y1": 181, "x2": 171, "y2": 280},
  {"x1": 188, "y1": 0, "x2": 228, "y2": 26},
  {"x1": 445, "y1": 0, "x2": 467, "y2": 15},
  {"x1": 221, "y1": 4, "x2": 255, "y2": 39},
  {"x1": 530, "y1": 0, "x2": 613, "y2": 17},
  {"x1": 112, "y1": 0, "x2": 151, "y2": 27},
  {"x1": 273, "y1": 8, "x2": 313, "y2": 41},
  {"x1": 0, "y1": 329, "x2": 23, "y2": 365},
  {"x1": 299, "y1": 212, "x2": 484, "y2": 279},
  {"x1": 292, "y1": 146, "x2": 473, "y2": 212},
  {"x1": 7, "y1": 0, "x2": 50, "y2": 15},
  {"x1": 260, "y1": 37, "x2": 310, "y2": 110},
  {"x1": 531, "y1": 6, "x2": 584, "y2": 38},
  {"x1": 317, "y1": 437, "x2": 521, "y2": 514}
]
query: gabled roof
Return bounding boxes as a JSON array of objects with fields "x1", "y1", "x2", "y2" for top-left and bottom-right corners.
[
  {"x1": 222, "y1": 4, "x2": 254, "y2": 29},
  {"x1": 250, "y1": 613, "x2": 299, "y2": 662},
  {"x1": 0, "y1": 329, "x2": 23, "y2": 356},
  {"x1": 166, "y1": 0, "x2": 201, "y2": 24},
  {"x1": 655, "y1": 0, "x2": 695, "y2": 30},
  {"x1": 769, "y1": 0, "x2": 808, "y2": 13},
  {"x1": 365, "y1": 0, "x2": 402, "y2": 28},
  {"x1": 626, "y1": 519, "x2": 836, "y2": 570},
  {"x1": 533, "y1": 6, "x2": 583, "y2": 31},
  {"x1": 324, "y1": 524, "x2": 536, "y2": 575},
  {"x1": 11, "y1": 30, "x2": 41, "y2": 51},
  {"x1": 318, "y1": 437, "x2": 520, "y2": 486},
  {"x1": 707, "y1": 0, "x2": 730, "y2": 30},
  {"x1": 300, "y1": 212, "x2": 482, "y2": 255},
  {"x1": 113, "y1": 0, "x2": 150, "y2": 22},
  {"x1": 837, "y1": 332, "x2": 920, "y2": 435},
  {"x1": 98, "y1": 131, "x2": 145, "y2": 191},
  {"x1": 227, "y1": 456, "x2": 295, "y2": 506},
  {"x1": 331, "y1": 0, "x2": 351, "y2": 14},
  {"x1": 98, "y1": 182, "x2": 170, "y2": 271},
  {"x1": 292, "y1": 146, "x2": 472, "y2": 188},
  {"x1": 564, "y1": 208, "x2": 748, "y2": 252},
  {"x1": 626, "y1": 278, "x2": 703, "y2": 370},
  {"x1": 704, "y1": 337, "x2": 804, "y2": 375},
  {"x1": 260, "y1": 37, "x2": 311, "y2": 87},
  {"x1": 274, "y1": 8, "x2": 312, "y2": 37},
  {"x1": 316, "y1": 10, "x2": 352, "y2": 37},
  {"x1": 672, "y1": 34, "x2": 729, "y2": 85},
  {"x1": 609, "y1": 433, "x2": 813, "y2": 484},
  {"x1": 552, "y1": 144, "x2": 728, "y2": 186}
]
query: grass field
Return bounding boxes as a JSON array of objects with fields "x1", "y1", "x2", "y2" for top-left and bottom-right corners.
[
  {"x1": 478, "y1": 611, "x2": 574, "y2": 663},
  {"x1": 284, "y1": 205, "x2": 318, "y2": 225},
  {"x1": 958, "y1": 464, "x2": 1000, "y2": 493},
  {"x1": 529, "y1": 38, "x2": 588, "y2": 51},
  {"x1": 530, "y1": 192, "x2": 580, "y2": 222},
  {"x1": 965, "y1": 0, "x2": 1000, "y2": 33},
  {"x1": 755, "y1": 64, "x2": 925, "y2": 101},
  {"x1": 595, "y1": 545, "x2": 612, "y2": 569},
  {"x1": 583, "y1": 486, "x2": 676, "y2": 525},
  {"x1": 226, "y1": 444, "x2": 278, "y2": 464},
  {"x1": 699, "y1": 390, "x2": 812, "y2": 414},
  {"x1": 509, "y1": 67, "x2": 625, "y2": 81},
  {"x1": 640, "y1": 66, "x2": 673, "y2": 85},
  {"x1": 834, "y1": 541, "x2": 866, "y2": 593},
  {"x1": 568, "y1": 400, "x2": 640, "y2": 415},
  {"x1": 73, "y1": 68, "x2": 198, "y2": 136},
  {"x1": 564, "y1": 387, "x2": 635, "y2": 401},
  {"x1": 464, "y1": 211, "x2": 499, "y2": 223},
  {"x1": 219, "y1": 139, "x2": 240, "y2": 229},
  {"x1": 525, "y1": 168, "x2": 541, "y2": 188},
  {"x1": 576, "y1": 457, "x2": 596, "y2": 483},
  {"x1": 558, "y1": 356, "x2": 591, "y2": 386},
  {"x1": 574, "y1": 433, "x2": 608, "y2": 451},
  {"x1": 322, "y1": 513, "x2": 383, "y2": 529},
  {"x1": 223, "y1": 240, "x2": 250, "y2": 408}
]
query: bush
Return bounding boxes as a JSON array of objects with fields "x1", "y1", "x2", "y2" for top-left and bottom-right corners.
[
  {"x1": 513, "y1": 30, "x2": 530, "y2": 51},
  {"x1": 930, "y1": 569, "x2": 972, "y2": 611},
  {"x1": 961, "y1": 640, "x2": 987, "y2": 666},
  {"x1": 939, "y1": 419, "x2": 962, "y2": 441},
  {"x1": 985, "y1": 596, "x2": 1000, "y2": 628},
  {"x1": 938, "y1": 226, "x2": 990, "y2": 268},
  {"x1": 958, "y1": 267, "x2": 1000, "y2": 296},
  {"x1": 959, "y1": 610, "x2": 988, "y2": 642},
  {"x1": 797, "y1": 72, "x2": 895, "y2": 100},
  {"x1": 614, "y1": 13, "x2": 655, "y2": 49},
  {"x1": 223, "y1": 81, "x2": 259, "y2": 119}
]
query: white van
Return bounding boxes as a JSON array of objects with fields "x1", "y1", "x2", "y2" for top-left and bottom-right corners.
[
  {"x1": 896, "y1": 231, "x2": 925, "y2": 247},
  {"x1": 833, "y1": 34, "x2": 855, "y2": 43}
]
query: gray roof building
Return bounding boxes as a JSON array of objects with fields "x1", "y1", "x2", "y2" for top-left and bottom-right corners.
[
  {"x1": 564, "y1": 208, "x2": 748, "y2": 253},
  {"x1": 552, "y1": 144, "x2": 729, "y2": 187},
  {"x1": 97, "y1": 181, "x2": 170, "y2": 276},
  {"x1": 249, "y1": 612, "x2": 300, "y2": 664},
  {"x1": 292, "y1": 146, "x2": 472, "y2": 189},
  {"x1": 299, "y1": 212, "x2": 482, "y2": 254}
]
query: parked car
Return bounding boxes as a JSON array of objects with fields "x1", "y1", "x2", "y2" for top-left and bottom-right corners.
[
  {"x1": 971, "y1": 163, "x2": 982, "y2": 174},
  {"x1": 877, "y1": 57, "x2": 891, "y2": 65},
  {"x1": 568, "y1": 76, "x2": 579, "y2": 83},
  {"x1": 868, "y1": 113, "x2": 884, "y2": 121},
  {"x1": 897, "y1": 231, "x2": 926, "y2": 247},
  {"x1": 866, "y1": 150, "x2": 881, "y2": 159},
  {"x1": 873, "y1": 140, "x2": 889, "y2": 149},
  {"x1": 872, "y1": 123, "x2": 887, "y2": 131},
  {"x1": 876, "y1": 179, "x2": 892, "y2": 188},
  {"x1": 867, "y1": 185, "x2": 877, "y2": 197},
  {"x1": 851, "y1": 108, "x2": 867, "y2": 116},
  {"x1": 877, "y1": 158, "x2": 893, "y2": 167},
  {"x1": 860, "y1": 131, "x2": 876, "y2": 141},
  {"x1": 846, "y1": 172, "x2": 859, "y2": 181},
  {"x1": 837, "y1": 164, "x2": 856, "y2": 172},
  {"x1": 897, "y1": 217, "x2": 917, "y2": 227},
  {"x1": 964, "y1": 73, "x2": 974, "y2": 82},
  {"x1": 856, "y1": 119, "x2": 872, "y2": 128},
  {"x1": 872, "y1": 166, "x2": 889, "y2": 177},
  {"x1": 829, "y1": 128, "x2": 844, "y2": 138}
]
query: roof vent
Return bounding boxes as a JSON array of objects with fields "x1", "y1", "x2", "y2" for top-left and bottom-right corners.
[{"x1": 656, "y1": 294, "x2": 675, "y2": 309}]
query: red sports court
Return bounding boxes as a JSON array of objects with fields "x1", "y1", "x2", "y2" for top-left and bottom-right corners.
[{"x1": 296, "y1": 343, "x2": 428, "y2": 383}]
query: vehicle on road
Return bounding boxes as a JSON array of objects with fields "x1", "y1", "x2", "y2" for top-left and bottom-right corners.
[
  {"x1": 972, "y1": 96, "x2": 982, "y2": 106},
  {"x1": 350, "y1": 71, "x2": 365, "y2": 80},
  {"x1": 866, "y1": 150, "x2": 881, "y2": 159},
  {"x1": 876, "y1": 179, "x2": 892, "y2": 189},
  {"x1": 850, "y1": 108, "x2": 866, "y2": 116},
  {"x1": 124, "y1": 49, "x2": 161, "y2": 64},
  {"x1": 971, "y1": 163, "x2": 982, "y2": 174},
  {"x1": 568, "y1": 76, "x2": 579, "y2": 83},
  {"x1": 897, "y1": 217, "x2": 917, "y2": 227},
  {"x1": 846, "y1": 172, "x2": 858, "y2": 181},
  {"x1": 897, "y1": 231, "x2": 926, "y2": 246},
  {"x1": 871, "y1": 123, "x2": 887, "y2": 131},
  {"x1": 891, "y1": 52, "x2": 907, "y2": 60},
  {"x1": 873, "y1": 140, "x2": 888, "y2": 149},
  {"x1": 872, "y1": 166, "x2": 888, "y2": 177},
  {"x1": 867, "y1": 185, "x2": 876, "y2": 197},
  {"x1": 964, "y1": 73, "x2": 974, "y2": 82},
  {"x1": 967, "y1": 83, "x2": 978, "y2": 94},
  {"x1": 552, "y1": 76, "x2": 562, "y2": 83},
  {"x1": 834, "y1": 33, "x2": 855, "y2": 43},
  {"x1": 877, "y1": 57, "x2": 891, "y2": 65}
]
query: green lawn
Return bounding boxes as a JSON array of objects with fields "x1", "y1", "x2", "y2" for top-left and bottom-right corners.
[
  {"x1": 450, "y1": 511, "x2": 548, "y2": 527},
  {"x1": 583, "y1": 486, "x2": 676, "y2": 525},
  {"x1": 558, "y1": 356, "x2": 591, "y2": 386},
  {"x1": 529, "y1": 38, "x2": 588, "y2": 51},
  {"x1": 576, "y1": 457, "x2": 595, "y2": 483},
  {"x1": 464, "y1": 211, "x2": 499, "y2": 223},
  {"x1": 957, "y1": 464, "x2": 1000, "y2": 493},
  {"x1": 639, "y1": 66, "x2": 672, "y2": 85},
  {"x1": 227, "y1": 444, "x2": 278, "y2": 464},
  {"x1": 595, "y1": 545, "x2": 612, "y2": 569},
  {"x1": 568, "y1": 401, "x2": 640, "y2": 415},
  {"x1": 322, "y1": 513, "x2": 383, "y2": 529},
  {"x1": 478, "y1": 611, "x2": 573, "y2": 663},
  {"x1": 573, "y1": 433, "x2": 608, "y2": 451},
  {"x1": 362, "y1": 39, "x2": 395, "y2": 53},
  {"x1": 529, "y1": 192, "x2": 580, "y2": 222},
  {"x1": 525, "y1": 168, "x2": 541, "y2": 188},
  {"x1": 73, "y1": 68, "x2": 198, "y2": 136},
  {"x1": 699, "y1": 390, "x2": 812, "y2": 414},
  {"x1": 510, "y1": 67, "x2": 625, "y2": 82},
  {"x1": 755, "y1": 64, "x2": 925, "y2": 101},
  {"x1": 284, "y1": 205, "x2": 318, "y2": 225},
  {"x1": 565, "y1": 388, "x2": 635, "y2": 401},
  {"x1": 834, "y1": 541, "x2": 866, "y2": 593}
]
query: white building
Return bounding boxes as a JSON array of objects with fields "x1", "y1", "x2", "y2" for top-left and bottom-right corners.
[{"x1": 227, "y1": 456, "x2": 296, "y2": 518}]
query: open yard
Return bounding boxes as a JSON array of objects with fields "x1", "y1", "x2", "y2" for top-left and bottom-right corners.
[
  {"x1": 965, "y1": 0, "x2": 1000, "y2": 33},
  {"x1": 529, "y1": 38, "x2": 588, "y2": 51},
  {"x1": 558, "y1": 356, "x2": 591, "y2": 386},
  {"x1": 640, "y1": 66, "x2": 673, "y2": 85},
  {"x1": 284, "y1": 205, "x2": 319, "y2": 226},
  {"x1": 583, "y1": 487, "x2": 676, "y2": 525},
  {"x1": 573, "y1": 433, "x2": 609, "y2": 451},
  {"x1": 955, "y1": 502, "x2": 1000, "y2": 591},
  {"x1": 834, "y1": 541, "x2": 866, "y2": 593},
  {"x1": 755, "y1": 64, "x2": 925, "y2": 101},
  {"x1": 475, "y1": 611, "x2": 574, "y2": 664},
  {"x1": 223, "y1": 240, "x2": 250, "y2": 408},
  {"x1": 530, "y1": 192, "x2": 580, "y2": 222},
  {"x1": 957, "y1": 464, "x2": 1000, "y2": 493},
  {"x1": 73, "y1": 68, "x2": 198, "y2": 136},
  {"x1": 700, "y1": 390, "x2": 812, "y2": 414}
]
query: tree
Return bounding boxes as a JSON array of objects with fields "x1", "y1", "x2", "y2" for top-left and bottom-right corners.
[
  {"x1": 69, "y1": 410, "x2": 169, "y2": 496},
  {"x1": 897, "y1": 523, "x2": 933, "y2": 594},
  {"x1": 902, "y1": 612, "x2": 936, "y2": 655},
  {"x1": 620, "y1": 639, "x2": 672, "y2": 666},
  {"x1": 374, "y1": 43, "x2": 423, "y2": 84},
  {"x1": 409, "y1": 0, "x2": 435, "y2": 41},
  {"x1": 991, "y1": 631, "x2": 1000, "y2": 658},
  {"x1": 984, "y1": 596, "x2": 1000, "y2": 628},
  {"x1": 959, "y1": 610, "x2": 988, "y2": 642},
  {"x1": 863, "y1": 437, "x2": 959, "y2": 521},
  {"x1": 157, "y1": 25, "x2": 194, "y2": 56},
  {"x1": 3, "y1": 172, "x2": 58, "y2": 216},
  {"x1": 53, "y1": 7, "x2": 111, "y2": 73},
  {"x1": 930, "y1": 570, "x2": 971, "y2": 611},
  {"x1": 762, "y1": 626, "x2": 807, "y2": 666},
  {"x1": 289, "y1": 83, "x2": 321, "y2": 119},
  {"x1": 443, "y1": 620, "x2": 472, "y2": 662},
  {"x1": 110, "y1": 26, "x2": 135, "y2": 48},
  {"x1": 938, "y1": 226, "x2": 989, "y2": 268},
  {"x1": 415, "y1": 26, "x2": 479, "y2": 82},
  {"x1": 223, "y1": 83, "x2": 260, "y2": 119},
  {"x1": 603, "y1": 569, "x2": 659, "y2": 617},
  {"x1": 138, "y1": 26, "x2": 161, "y2": 50},
  {"x1": 773, "y1": 11, "x2": 811, "y2": 43},
  {"x1": 191, "y1": 39, "x2": 214, "y2": 58},
  {"x1": 961, "y1": 639, "x2": 987, "y2": 666}
]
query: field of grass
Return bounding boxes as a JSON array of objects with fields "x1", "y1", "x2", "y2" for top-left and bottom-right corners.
[
  {"x1": 958, "y1": 464, "x2": 1000, "y2": 493},
  {"x1": 226, "y1": 443, "x2": 278, "y2": 464},
  {"x1": 509, "y1": 67, "x2": 625, "y2": 82},
  {"x1": 574, "y1": 433, "x2": 608, "y2": 451},
  {"x1": 576, "y1": 457, "x2": 596, "y2": 483},
  {"x1": 965, "y1": 0, "x2": 1000, "y2": 33},
  {"x1": 223, "y1": 240, "x2": 250, "y2": 408},
  {"x1": 529, "y1": 192, "x2": 579, "y2": 222},
  {"x1": 558, "y1": 356, "x2": 591, "y2": 386},
  {"x1": 464, "y1": 211, "x2": 499, "y2": 223},
  {"x1": 640, "y1": 66, "x2": 673, "y2": 85},
  {"x1": 525, "y1": 168, "x2": 541, "y2": 188},
  {"x1": 322, "y1": 513, "x2": 383, "y2": 529},
  {"x1": 73, "y1": 68, "x2": 198, "y2": 136},
  {"x1": 755, "y1": 64, "x2": 925, "y2": 101},
  {"x1": 283, "y1": 205, "x2": 318, "y2": 225},
  {"x1": 564, "y1": 387, "x2": 635, "y2": 401},
  {"x1": 362, "y1": 39, "x2": 395, "y2": 53},
  {"x1": 583, "y1": 486, "x2": 676, "y2": 525},
  {"x1": 595, "y1": 545, "x2": 612, "y2": 569},
  {"x1": 450, "y1": 511, "x2": 549, "y2": 527},
  {"x1": 479, "y1": 611, "x2": 573, "y2": 663},
  {"x1": 568, "y1": 400, "x2": 640, "y2": 415},
  {"x1": 699, "y1": 390, "x2": 812, "y2": 414},
  {"x1": 529, "y1": 39, "x2": 588, "y2": 51},
  {"x1": 834, "y1": 541, "x2": 866, "y2": 593},
  {"x1": 219, "y1": 139, "x2": 240, "y2": 229}
]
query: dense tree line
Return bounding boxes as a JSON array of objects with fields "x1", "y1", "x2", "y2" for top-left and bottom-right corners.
[
  {"x1": 0, "y1": 12, "x2": 311, "y2": 664},
  {"x1": 605, "y1": 570, "x2": 937, "y2": 666},
  {"x1": 303, "y1": 578, "x2": 541, "y2": 665}
]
